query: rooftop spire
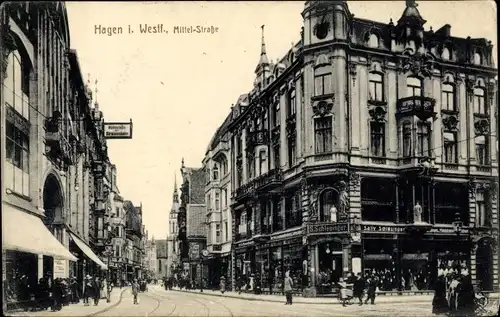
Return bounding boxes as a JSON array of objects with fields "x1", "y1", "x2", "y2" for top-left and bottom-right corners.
[
  {"x1": 255, "y1": 25, "x2": 269, "y2": 74},
  {"x1": 173, "y1": 174, "x2": 179, "y2": 203},
  {"x1": 398, "y1": 0, "x2": 425, "y2": 26}
]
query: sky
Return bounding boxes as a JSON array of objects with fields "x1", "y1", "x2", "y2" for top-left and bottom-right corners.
[{"x1": 65, "y1": 1, "x2": 497, "y2": 240}]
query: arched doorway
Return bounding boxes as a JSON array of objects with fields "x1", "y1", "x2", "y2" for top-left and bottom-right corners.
[
  {"x1": 317, "y1": 239, "x2": 343, "y2": 294},
  {"x1": 42, "y1": 173, "x2": 64, "y2": 277},
  {"x1": 476, "y1": 238, "x2": 494, "y2": 291},
  {"x1": 319, "y1": 188, "x2": 340, "y2": 222}
]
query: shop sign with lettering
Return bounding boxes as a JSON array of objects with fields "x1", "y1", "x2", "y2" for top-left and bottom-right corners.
[
  {"x1": 103, "y1": 121, "x2": 133, "y2": 139},
  {"x1": 307, "y1": 222, "x2": 349, "y2": 235},
  {"x1": 361, "y1": 225, "x2": 406, "y2": 233}
]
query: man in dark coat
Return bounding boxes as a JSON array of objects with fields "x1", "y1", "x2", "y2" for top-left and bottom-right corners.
[
  {"x1": 353, "y1": 273, "x2": 365, "y2": 305},
  {"x1": 92, "y1": 277, "x2": 101, "y2": 306},
  {"x1": 432, "y1": 272, "x2": 449, "y2": 314},
  {"x1": 365, "y1": 274, "x2": 378, "y2": 305}
]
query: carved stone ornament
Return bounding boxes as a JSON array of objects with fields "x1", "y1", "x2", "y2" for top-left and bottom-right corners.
[
  {"x1": 368, "y1": 106, "x2": 387, "y2": 122},
  {"x1": 349, "y1": 63, "x2": 357, "y2": 86},
  {"x1": 487, "y1": 81, "x2": 496, "y2": 94},
  {"x1": 474, "y1": 118, "x2": 489, "y2": 135},
  {"x1": 349, "y1": 172, "x2": 360, "y2": 189},
  {"x1": 399, "y1": 52, "x2": 434, "y2": 77},
  {"x1": 468, "y1": 177, "x2": 477, "y2": 199},
  {"x1": 466, "y1": 78, "x2": 475, "y2": 94},
  {"x1": 313, "y1": 14, "x2": 331, "y2": 40},
  {"x1": 442, "y1": 115, "x2": 459, "y2": 131},
  {"x1": 1, "y1": 20, "x2": 17, "y2": 80},
  {"x1": 312, "y1": 101, "x2": 334, "y2": 117}
]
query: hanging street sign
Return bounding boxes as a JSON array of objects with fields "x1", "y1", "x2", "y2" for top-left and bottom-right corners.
[{"x1": 103, "y1": 119, "x2": 133, "y2": 139}]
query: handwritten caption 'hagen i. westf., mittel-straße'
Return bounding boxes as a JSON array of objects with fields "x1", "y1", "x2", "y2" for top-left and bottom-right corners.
[{"x1": 94, "y1": 24, "x2": 220, "y2": 36}]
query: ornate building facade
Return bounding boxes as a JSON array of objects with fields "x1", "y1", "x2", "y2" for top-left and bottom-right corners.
[
  {"x1": 203, "y1": 112, "x2": 233, "y2": 288},
  {"x1": 228, "y1": 0, "x2": 498, "y2": 296}
]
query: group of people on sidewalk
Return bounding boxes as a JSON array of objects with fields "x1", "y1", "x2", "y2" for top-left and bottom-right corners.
[
  {"x1": 82, "y1": 275, "x2": 112, "y2": 307},
  {"x1": 338, "y1": 271, "x2": 379, "y2": 307}
]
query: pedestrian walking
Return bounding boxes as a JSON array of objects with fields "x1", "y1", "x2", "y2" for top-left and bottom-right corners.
[
  {"x1": 220, "y1": 276, "x2": 226, "y2": 294},
  {"x1": 432, "y1": 270, "x2": 449, "y2": 315},
  {"x1": 92, "y1": 277, "x2": 101, "y2": 306},
  {"x1": 353, "y1": 273, "x2": 365, "y2": 306},
  {"x1": 102, "y1": 278, "x2": 110, "y2": 303},
  {"x1": 283, "y1": 271, "x2": 293, "y2": 305},
  {"x1": 132, "y1": 279, "x2": 139, "y2": 305},
  {"x1": 365, "y1": 274, "x2": 378, "y2": 305},
  {"x1": 83, "y1": 275, "x2": 92, "y2": 306}
]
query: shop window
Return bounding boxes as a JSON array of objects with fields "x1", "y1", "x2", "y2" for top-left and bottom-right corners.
[
  {"x1": 475, "y1": 135, "x2": 488, "y2": 165},
  {"x1": 441, "y1": 83, "x2": 455, "y2": 111},
  {"x1": 434, "y1": 182, "x2": 468, "y2": 225},
  {"x1": 314, "y1": 116, "x2": 333, "y2": 154},
  {"x1": 314, "y1": 66, "x2": 333, "y2": 97},
  {"x1": 443, "y1": 132, "x2": 458, "y2": 163},
  {"x1": 407, "y1": 77, "x2": 422, "y2": 97},
  {"x1": 361, "y1": 178, "x2": 394, "y2": 222},
  {"x1": 369, "y1": 72, "x2": 384, "y2": 102},
  {"x1": 370, "y1": 122, "x2": 385, "y2": 157},
  {"x1": 272, "y1": 197, "x2": 283, "y2": 232}
]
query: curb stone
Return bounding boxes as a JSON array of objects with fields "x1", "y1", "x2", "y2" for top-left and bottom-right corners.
[
  {"x1": 86, "y1": 287, "x2": 128, "y2": 316},
  {"x1": 170, "y1": 289, "x2": 431, "y2": 305}
]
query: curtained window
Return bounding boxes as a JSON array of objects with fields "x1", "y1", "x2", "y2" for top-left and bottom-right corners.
[
  {"x1": 370, "y1": 122, "x2": 385, "y2": 157},
  {"x1": 314, "y1": 116, "x2": 333, "y2": 153},
  {"x1": 369, "y1": 73, "x2": 384, "y2": 102},
  {"x1": 443, "y1": 132, "x2": 458, "y2": 163},
  {"x1": 441, "y1": 83, "x2": 455, "y2": 111}
]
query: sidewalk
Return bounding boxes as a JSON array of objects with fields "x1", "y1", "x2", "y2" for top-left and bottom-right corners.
[
  {"x1": 167, "y1": 287, "x2": 437, "y2": 304},
  {"x1": 6, "y1": 287, "x2": 129, "y2": 317}
]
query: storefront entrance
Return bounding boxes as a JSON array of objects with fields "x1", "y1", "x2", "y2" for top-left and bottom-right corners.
[
  {"x1": 476, "y1": 239, "x2": 494, "y2": 291},
  {"x1": 42, "y1": 174, "x2": 65, "y2": 278},
  {"x1": 316, "y1": 241, "x2": 343, "y2": 294}
]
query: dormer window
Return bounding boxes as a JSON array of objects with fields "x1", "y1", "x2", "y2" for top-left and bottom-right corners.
[
  {"x1": 407, "y1": 77, "x2": 422, "y2": 97},
  {"x1": 474, "y1": 52, "x2": 482, "y2": 65},
  {"x1": 368, "y1": 34, "x2": 379, "y2": 48},
  {"x1": 442, "y1": 48, "x2": 450, "y2": 61}
]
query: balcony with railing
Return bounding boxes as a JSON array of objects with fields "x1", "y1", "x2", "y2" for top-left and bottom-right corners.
[
  {"x1": 396, "y1": 96, "x2": 437, "y2": 121},
  {"x1": 234, "y1": 168, "x2": 283, "y2": 201},
  {"x1": 44, "y1": 111, "x2": 73, "y2": 165}
]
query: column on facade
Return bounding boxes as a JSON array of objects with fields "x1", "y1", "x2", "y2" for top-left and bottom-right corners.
[
  {"x1": 241, "y1": 131, "x2": 248, "y2": 183},
  {"x1": 331, "y1": 50, "x2": 346, "y2": 153},
  {"x1": 254, "y1": 198, "x2": 261, "y2": 235},
  {"x1": 487, "y1": 81, "x2": 497, "y2": 166},
  {"x1": 303, "y1": 62, "x2": 314, "y2": 158},
  {"x1": 431, "y1": 75, "x2": 442, "y2": 161},
  {"x1": 279, "y1": 87, "x2": 287, "y2": 167},
  {"x1": 467, "y1": 79, "x2": 476, "y2": 163},
  {"x1": 457, "y1": 76, "x2": 468, "y2": 165},
  {"x1": 359, "y1": 63, "x2": 369, "y2": 157},
  {"x1": 350, "y1": 63, "x2": 360, "y2": 154},
  {"x1": 281, "y1": 192, "x2": 286, "y2": 229},
  {"x1": 387, "y1": 67, "x2": 398, "y2": 158},
  {"x1": 295, "y1": 72, "x2": 303, "y2": 159}
]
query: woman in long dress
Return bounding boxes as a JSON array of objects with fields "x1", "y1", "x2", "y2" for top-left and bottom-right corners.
[{"x1": 432, "y1": 271, "x2": 449, "y2": 314}]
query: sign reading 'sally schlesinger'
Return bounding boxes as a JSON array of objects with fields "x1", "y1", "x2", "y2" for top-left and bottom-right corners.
[{"x1": 104, "y1": 120, "x2": 133, "y2": 139}]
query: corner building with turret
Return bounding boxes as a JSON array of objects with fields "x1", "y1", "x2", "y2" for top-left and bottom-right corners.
[{"x1": 227, "y1": 1, "x2": 498, "y2": 296}]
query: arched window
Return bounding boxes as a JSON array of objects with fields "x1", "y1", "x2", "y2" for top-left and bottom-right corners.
[
  {"x1": 368, "y1": 34, "x2": 379, "y2": 48},
  {"x1": 4, "y1": 50, "x2": 31, "y2": 197},
  {"x1": 441, "y1": 83, "x2": 455, "y2": 111},
  {"x1": 407, "y1": 77, "x2": 422, "y2": 97},
  {"x1": 319, "y1": 189, "x2": 338, "y2": 222},
  {"x1": 474, "y1": 52, "x2": 482, "y2": 65},
  {"x1": 369, "y1": 72, "x2": 384, "y2": 102},
  {"x1": 442, "y1": 48, "x2": 450, "y2": 61},
  {"x1": 473, "y1": 87, "x2": 486, "y2": 114}
]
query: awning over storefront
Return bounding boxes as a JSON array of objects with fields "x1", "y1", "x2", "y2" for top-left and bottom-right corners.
[
  {"x1": 69, "y1": 232, "x2": 108, "y2": 269},
  {"x1": 2, "y1": 204, "x2": 77, "y2": 261}
]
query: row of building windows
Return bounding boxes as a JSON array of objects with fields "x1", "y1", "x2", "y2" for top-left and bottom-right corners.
[{"x1": 365, "y1": 34, "x2": 484, "y2": 66}]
